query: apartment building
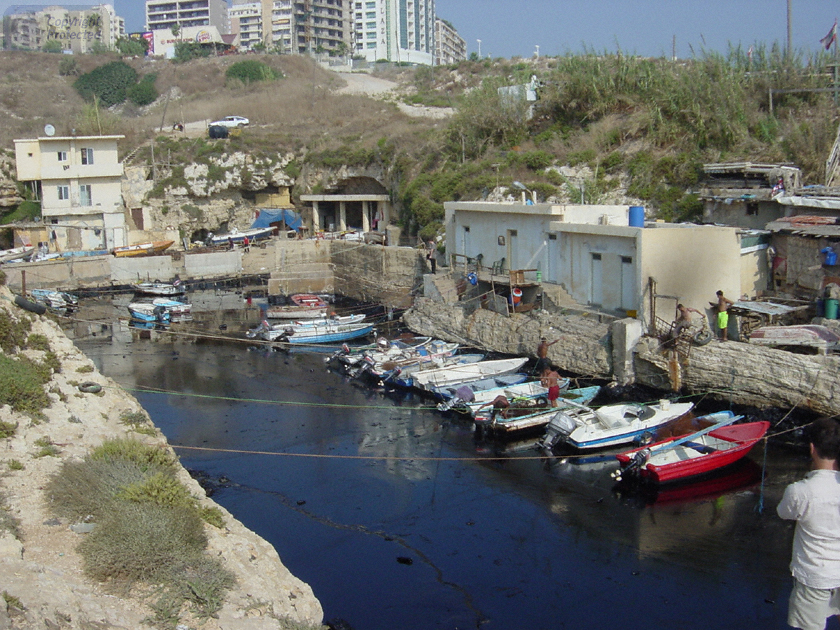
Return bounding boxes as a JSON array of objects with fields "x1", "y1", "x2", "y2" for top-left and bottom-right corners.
[
  {"x1": 229, "y1": 1, "x2": 264, "y2": 50},
  {"x1": 434, "y1": 16, "x2": 465, "y2": 65},
  {"x1": 2, "y1": 4, "x2": 125, "y2": 53},
  {"x1": 351, "y1": 0, "x2": 435, "y2": 65},
  {"x1": 14, "y1": 134, "x2": 127, "y2": 252},
  {"x1": 145, "y1": 0, "x2": 228, "y2": 33}
]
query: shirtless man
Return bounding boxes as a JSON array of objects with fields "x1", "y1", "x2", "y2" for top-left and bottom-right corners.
[
  {"x1": 540, "y1": 367, "x2": 562, "y2": 408},
  {"x1": 476, "y1": 394, "x2": 510, "y2": 420},
  {"x1": 674, "y1": 303, "x2": 703, "y2": 338},
  {"x1": 710, "y1": 290, "x2": 734, "y2": 341},
  {"x1": 536, "y1": 337, "x2": 559, "y2": 373}
]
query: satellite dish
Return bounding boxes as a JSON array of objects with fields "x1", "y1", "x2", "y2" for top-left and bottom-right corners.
[{"x1": 44, "y1": 124, "x2": 56, "y2": 137}]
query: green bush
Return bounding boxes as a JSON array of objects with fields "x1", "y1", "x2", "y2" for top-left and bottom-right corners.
[
  {"x1": 225, "y1": 60, "x2": 279, "y2": 84},
  {"x1": 73, "y1": 61, "x2": 138, "y2": 106},
  {"x1": 127, "y1": 76, "x2": 158, "y2": 106},
  {"x1": 90, "y1": 437, "x2": 175, "y2": 470},
  {"x1": 0, "y1": 420, "x2": 17, "y2": 439},
  {"x1": 0, "y1": 354, "x2": 50, "y2": 414}
]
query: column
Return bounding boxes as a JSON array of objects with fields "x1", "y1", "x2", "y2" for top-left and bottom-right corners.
[
  {"x1": 339, "y1": 201, "x2": 347, "y2": 231},
  {"x1": 312, "y1": 201, "x2": 320, "y2": 231},
  {"x1": 361, "y1": 200, "x2": 370, "y2": 232}
]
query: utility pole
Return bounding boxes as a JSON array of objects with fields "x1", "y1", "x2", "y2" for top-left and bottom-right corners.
[
  {"x1": 786, "y1": 0, "x2": 792, "y2": 60},
  {"x1": 476, "y1": 39, "x2": 481, "y2": 58}
]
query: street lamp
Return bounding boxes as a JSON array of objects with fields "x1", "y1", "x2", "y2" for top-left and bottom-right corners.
[{"x1": 477, "y1": 39, "x2": 481, "y2": 58}]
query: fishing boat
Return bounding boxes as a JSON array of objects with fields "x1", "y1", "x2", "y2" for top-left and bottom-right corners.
[
  {"x1": 474, "y1": 386, "x2": 603, "y2": 435},
  {"x1": 264, "y1": 294, "x2": 329, "y2": 319},
  {"x1": 346, "y1": 339, "x2": 461, "y2": 378},
  {"x1": 113, "y1": 240, "x2": 174, "y2": 258},
  {"x1": 440, "y1": 378, "x2": 567, "y2": 414},
  {"x1": 150, "y1": 297, "x2": 192, "y2": 316},
  {"x1": 127, "y1": 303, "x2": 171, "y2": 324},
  {"x1": 374, "y1": 353, "x2": 486, "y2": 386},
  {"x1": 208, "y1": 226, "x2": 275, "y2": 247},
  {"x1": 30, "y1": 249, "x2": 109, "y2": 262},
  {"x1": 280, "y1": 321, "x2": 375, "y2": 344},
  {"x1": 132, "y1": 280, "x2": 185, "y2": 296},
  {"x1": 405, "y1": 357, "x2": 529, "y2": 392},
  {"x1": 614, "y1": 416, "x2": 769, "y2": 484},
  {"x1": 747, "y1": 324, "x2": 840, "y2": 353},
  {"x1": 0, "y1": 245, "x2": 34, "y2": 263},
  {"x1": 325, "y1": 335, "x2": 434, "y2": 365},
  {"x1": 29, "y1": 288, "x2": 79, "y2": 312},
  {"x1": 423, "y1": 373, "x2": 531, "y2": 400},
  {"x1": 248, "y1": 314, "x2": 367, "y2": 341},
  {"x1": 538, "y1": 399, "x2": 695, "y2": 451}
]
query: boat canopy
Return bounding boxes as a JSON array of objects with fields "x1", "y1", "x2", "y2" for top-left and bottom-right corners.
[{"x1": 250, "y1": 209, "x2": 303, "y2": 232}]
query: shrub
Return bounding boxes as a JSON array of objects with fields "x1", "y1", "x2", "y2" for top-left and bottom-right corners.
[
  {"x1": 521, "y1": 150, "x2": 553, "y2": 171},
  {"x1": 58, "y1": 57, "x2": 78, "y2": 76},
  {"x1": 0, "y1": 494, "x2": 21, "y2": 540},
  {"x1": 0, "y1": 310, "x2": 32, "y2": 353},
  {"x1": 0, "y1": 354, "x2": 51, "y2": 414},
  {"x1": 89, "y1": 437, "x2": 175, "y2": 470},
  {"x1": 0, "y1": 420, "x2": 17, "y2": 439},
  {"x1": 127, "y1": 77, "x2": 158, "y2": 106},
  {"x1": 225, "y1": 60, "x2": 279, "y2": 85},
  {"x1": 73, "y1": 61, "x2": 138, "y2": 106},
  {"x1": 7, "y1": 460, "x2": 24, "y2": 471},
  {"x1": 26, "y1": 334, "x2": 50, "y2": 352}
]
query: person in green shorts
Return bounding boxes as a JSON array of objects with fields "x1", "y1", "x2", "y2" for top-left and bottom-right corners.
[{"x1": 712, "y1": 290, "x2": 734, "y2": 340}]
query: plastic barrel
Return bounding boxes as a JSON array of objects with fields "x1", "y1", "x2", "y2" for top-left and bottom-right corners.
[
  {"x1": 629, "y1": 206, "x2": 645, "y2": 227},
  {"x1": 826, "y1": 298, "x2": 839, "y2": 320}
]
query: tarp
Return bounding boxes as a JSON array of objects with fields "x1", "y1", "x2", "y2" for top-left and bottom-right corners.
[{"x1": 250, "y1": 208, "x2": 302, "y2": 232}]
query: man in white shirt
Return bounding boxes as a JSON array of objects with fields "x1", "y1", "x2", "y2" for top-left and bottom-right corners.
[{"x1": 777, "y1": 417, "x2": 840, "y2": 630}]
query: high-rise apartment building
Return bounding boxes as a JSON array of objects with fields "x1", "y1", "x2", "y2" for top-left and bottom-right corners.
[
  {"x1": 229, "y1": 0, "x2": 347, "y2": 55},
  {"x1": 145, "y1": 0, "x2": 228, "y2": 33},
  {"x1": 2, "y1": 4, "x2": 125, "y2": 53},
  {"x1": 229, "y1": 1, "x2": 264, "y2": 50},
  {"x1": 351, "y1": 0, "x2": 435, "y2": 65},
  {"x1": 434, "y1": 17, "x2": 464, "y2": 65}
]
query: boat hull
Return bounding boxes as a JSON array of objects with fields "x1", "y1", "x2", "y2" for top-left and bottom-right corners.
[
  {"x1": 114, "y1": 241, "x2": 174, "y2": 258},
  {"x1": 478, "y1": 386, "x2": 602, "y2": 434},
  {"x1": 132, "y1": 282, "x2": 185, "y2": 296},
  {"x1": 616, "y1": 421, "x2": 769, "y2": 484},
  {"x1": 283, "y1": 323, "x2": 375, "y2": 344}
]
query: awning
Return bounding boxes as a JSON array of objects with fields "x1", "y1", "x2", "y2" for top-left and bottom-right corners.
[{"x1": 250, "y1": 209, "x2": 302, "y2": 231}]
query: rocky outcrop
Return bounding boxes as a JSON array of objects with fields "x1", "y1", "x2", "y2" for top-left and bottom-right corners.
[
  {"x1": 0, "y1": 285, "x2": 323, "y2": 629},
  {"x1": 0, "y1": 153, "x2": 24, "y2": 208}
]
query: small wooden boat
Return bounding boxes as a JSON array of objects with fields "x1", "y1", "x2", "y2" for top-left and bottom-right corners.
[
  {"x1": 264, "y1": 294, "x2": 329, "y2": 319},
  {"x1": 248, "y1": 314, "x2": 367, "y2": 341},
  {"x1": 347, "y1": 339, "x2": 461, "y2": 379},
  {"x1": 748, "y1": 324, "x2": 840, "y2": 353},
  {"x1": 113, "y1": 240, "x2": 174, "y2": 258},
  {"x1": 325, "y1": 335, "x2": 433, "y2": 365},
  {"x1": 132, "y1": 281, "x2": 185, "y2": 296},
  {"x1": 376, "y1": 353, "x2": 486, "y2": 386},
  {"x1": 0, "y1": 245, "x2": 34, "y2": 263},
  {"x1": 539, "y1": 399, "x2": 695, "y2": 451},
  {"x1": 280, "y1": 321, "x2": 375, "y2": 344},
  {"x1": 615, "y1": 417, "x2": 769, "y2": 484},
  {"x1": 405, "y1": 357, "x2": 530, "y2": 391},
  {"x1": 29, "y1": 288, "x2": 78, "y2": 312},
  {"x1": 128, "y1": 303, "x2": 171, "y2": 324},
  {"x1": 474, "y1": 385, "x2": 603, "y2": 435},
  {"x1": 423, "y1": 373, "x2": 531, "y2": 400},
  {"x1": 151, "y1": 297, "x2": 191, "y2": 316},
  {"x1": 443, "y1": 378, "x2": 569, "y2": 415}
]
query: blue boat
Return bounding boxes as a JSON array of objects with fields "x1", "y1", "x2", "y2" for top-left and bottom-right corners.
[
  {"x1": 280, "y1": 322, "x2": 374, "y2": 344},
  {"x1": 474, "y1": 385, "x2": 603, "y2": 435},
  {"x1": 419, "y1": 372, "x2": 530, "y2": 400},
  {"x1": 128, "y1": 303, "x2": 171, "y2": 324}
]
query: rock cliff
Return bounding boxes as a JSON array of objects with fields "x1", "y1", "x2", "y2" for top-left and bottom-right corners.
[{"x1": 0, "y1": 286, "x2": 323, "y2": 629}]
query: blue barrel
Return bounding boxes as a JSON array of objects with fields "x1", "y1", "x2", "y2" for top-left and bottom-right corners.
[
  {"x1": 629, "y1": 206, "x2": 645, "y2": 227},
  {"x1": 826, "y1": 298, "x2": 839, "y2": 320}
]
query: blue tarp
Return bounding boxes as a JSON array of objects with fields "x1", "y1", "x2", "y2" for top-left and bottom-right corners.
[{"x1": 249, "y1": 208, "x2": 303, "y2": 231}]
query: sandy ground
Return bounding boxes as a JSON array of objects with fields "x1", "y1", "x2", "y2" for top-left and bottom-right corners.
[{"x1": 335, "y1": 71, "x2": 454, "y2": 119}]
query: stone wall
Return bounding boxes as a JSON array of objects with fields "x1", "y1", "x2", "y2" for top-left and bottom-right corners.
[{"x1": 332, "y1": 241, "x2": 425, "y2": 308}]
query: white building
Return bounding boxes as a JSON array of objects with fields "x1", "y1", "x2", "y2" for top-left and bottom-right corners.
[
  {"x1": 145, "y1": 0, "x2": 228, "y2": 33},
  {"x1": 352, "y1": 0, "x2": 435, "y2": 65},
  {"x1": 14, "y1": 134, "x2": 127, "y2": 252},
  {"x1": 229, "y1": 1, "x2": 263, "y2": 50},
  {"x1": 444, "y1": 201, "x2": 753, "y2": 327},
  {"x1": 434, "y1": 17, "x2": 464, "y2": 65},
  {"x1": 2, "y1": 4, "x2": 125, "y2": 53}
]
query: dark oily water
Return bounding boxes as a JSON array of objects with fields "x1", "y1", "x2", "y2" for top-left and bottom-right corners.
[{"x1": 70, "y1": 293, "x2": 810, "y2": 630}]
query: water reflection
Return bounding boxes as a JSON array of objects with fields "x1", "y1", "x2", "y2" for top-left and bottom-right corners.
[{"x1": 67, "y1": 291, "x2": 810, "y2": 630}]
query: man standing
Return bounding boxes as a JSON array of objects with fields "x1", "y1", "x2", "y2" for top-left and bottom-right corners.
[
  {"x1": 535, "y1": 337, "x2": 559, "y2": 373},
  {"x1": 540, "y1": 366, "x2": 562, "y2": 408},
  {"x1": 711, "y1": 290, "x2": 734, "y2": 341},
  {"x1": 426, "y1": 240, "x2": 436, "y2": 274},
  {"x1": 674, "y1": 303, "x2": 703, "y2": 338},
  {"x1": 243, "y1": 235, "x2": 250, "y2": 252},
  {"x1": 777, "y1": 417, "x2": 840, "y2": 630}
]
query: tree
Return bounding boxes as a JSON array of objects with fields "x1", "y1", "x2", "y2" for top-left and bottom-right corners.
[
  {"x1": 43, "y1": 39, "x2": 63, "y2": 53},
  {"x1": 115, "y1": 37, "x2": 148, "y2": 57}
]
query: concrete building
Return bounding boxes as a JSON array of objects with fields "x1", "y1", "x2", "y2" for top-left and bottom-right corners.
[
  {"x1": 434, "y1": 17, "x2": 464, "y2": 65},
  {"x1": 14, "y1": 134, "x2": 127, "y2": 253},
  {"x1": 229, "y1": 1, "x2": 263, "y2": 50},
  {"x1": 443, "y1": 201, "x2": 755, "y2": 329},
  {"x1": 260, "y1": 0, "x2": 348, "y2": 56},
  {"x1": 352, "y1": 0, "x2": 435, "y2": 65},
  {"x1": 2, "y1": 4, "x2": 125, "y2": 53},
  {"x1": 145, "y1": 0, "x2": 228, "y2": 33}
]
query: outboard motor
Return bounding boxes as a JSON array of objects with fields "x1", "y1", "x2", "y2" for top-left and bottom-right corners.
[
  {"x1": 350, "y1": 355, "x2": 375, "y2": 379},
  {"x1": 538, "y1": 410, "x2": 577, "y2": 451},
  {"x1": 437, "y1": 385, "x2": 475, "y2": 412},
  {"x1": 325, "y1": 343, "x2": 351, "y2": 364},
  {"x1": 153, "y1": 305, "x2": 170, "y2": 324}
]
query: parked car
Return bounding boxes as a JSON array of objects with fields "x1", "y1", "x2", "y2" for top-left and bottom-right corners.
[{"x1": 209, "y1": 115, "x2": 249, "y2": 128}]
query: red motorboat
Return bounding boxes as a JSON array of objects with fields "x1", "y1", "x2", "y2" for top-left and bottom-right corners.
[{"x1": 615, "y1": 421, "x2": 770, "y2": 484}]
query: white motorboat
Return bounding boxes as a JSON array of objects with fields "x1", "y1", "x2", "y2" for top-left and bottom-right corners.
[
  {"x1": 406, "y1": 357, "x2": 529, "y2": 391},
  {"x1": 539, "y1": 399, "x2": 695, "y2": 451}
]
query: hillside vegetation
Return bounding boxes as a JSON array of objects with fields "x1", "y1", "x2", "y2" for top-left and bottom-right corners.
[{"x1": 1, "y1": 45, "x2": 838, "y2": 240}]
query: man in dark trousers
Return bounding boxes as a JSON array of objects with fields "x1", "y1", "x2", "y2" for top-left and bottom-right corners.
[
  {"x1": 535, "y1": 336, "x2": 559, "y2": 374},
  {"x1": 426, "y1": 240, "x2": 436, "y2": 274},
  {"x1": 777, "y1": 417, "x2": 840, "y2": 630}
]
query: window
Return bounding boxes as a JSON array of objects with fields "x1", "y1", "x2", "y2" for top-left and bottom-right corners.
[
  {"x1": 747, "y1": 203, "x2": 759, "y2": 216},
  {"x1": 548, "y1": 233, "x2": 557, "y2": 240},
  {"x1": 57, "y1": 151, "x2": 67, "y2": 162},
  {"x1": 592, "y1": 253, "x2": 602, "y2": 260},
  {"x1": 79, "y1": 184, "x2": 92, "y2": 206},
  {"x1": 80, "y1": 148, "x2": 94, "y2": 165},
  {"x1": 57, "y1": 185, "x2": 69, "y2": 200}
]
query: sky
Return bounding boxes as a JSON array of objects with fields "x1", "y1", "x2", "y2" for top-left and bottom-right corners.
[{"x1": 2, "y1": 0, "x2": 840, "y2": 60}]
